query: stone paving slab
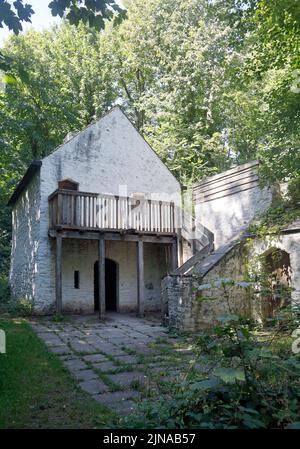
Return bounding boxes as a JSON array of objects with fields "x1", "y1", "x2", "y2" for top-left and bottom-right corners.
[
  {"x1": 30, "y1": 313, "x2": 189, "y2": 417},
  {"x1": 100, "y1": 346, "x2": 128, "y2": 357},
  {"x1": 72, "y1": 369, "x2": 99, "y2": 381},
  {"x1": 36, "y1": 333, "x2": 64, "y2": 345},
  {"x1": 63, "y1": 358, "x2": 88, "y2": 371},
  {"x1": 83, "y1": 353, "x2": 108, "y2": 363},
  {"x1": 109, "y1": 371, "x2": 148, "y2": 388},
  {"x1": 93, "y1": 390, "x2": 141, "y2": 405},
  {"x1": 93, "y1": 361, "x2": 119, "y2": 372},
  {"x1": 51, "y1": 345, "x2": 72, "y2": 355},
  {"x1": 69, "y1": 341, "x2": 96, "y2": 353},
  {"x1": 79, "y1": 379, "x2": 108, "y2": 395},
  {"x1": 115, "y1": 355, "x2": 138, "y2": 364}
]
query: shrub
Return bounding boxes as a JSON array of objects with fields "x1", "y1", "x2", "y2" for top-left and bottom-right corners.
[
  {"x1": 288, "y1": 174, "x2": 300, "y2": 207},
  {"x1": 121, "y1": 280, "x2": 300, "y2": 429},
  {"x1": 0, "y1": 276, "x2": 11, "y2": 304}
]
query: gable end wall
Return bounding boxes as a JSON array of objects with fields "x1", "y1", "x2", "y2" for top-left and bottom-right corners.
[
  {"x1": 9, "y1": 173, "x2": 41, "y2": 308},
  {"x1": 36, "y1": 108, "x2": 181, "y2": 311}
]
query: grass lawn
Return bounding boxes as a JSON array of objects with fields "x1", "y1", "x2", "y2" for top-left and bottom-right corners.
[{"x1": 0, "y1": 318, "x2": 115, "y2": 429}]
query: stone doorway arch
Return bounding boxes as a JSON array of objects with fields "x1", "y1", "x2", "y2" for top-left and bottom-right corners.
[{"x1": 261, "y1": 248, "x2": 292, "y2": 320}]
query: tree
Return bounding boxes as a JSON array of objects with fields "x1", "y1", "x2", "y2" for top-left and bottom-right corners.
[
  {"x1": 103, "y1": 0, "x2": 238, "y2": 184},
  {"x1": 0, "y1": 0, "x2": 123, "y2": 34},
  {"x1": 1, "y1": 21, "x2": 115, "y2": 162},
  {"x1": 241, "y1": 0, "x2": 300, "y2": 193}
]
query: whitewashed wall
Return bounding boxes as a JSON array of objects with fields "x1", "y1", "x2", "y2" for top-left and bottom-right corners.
[
  {"x1": 9, "y1": 174, "x2": 41, "y2": 307},
  {"x1": 61, "y1": 240, "x2": 167, "y2": 313},
  {"x1": 35, "y1": 107, "x2": 180, "y2": 312},
  {"x1": 193, "y1": 161, "x2": 273, "y2": 248}
]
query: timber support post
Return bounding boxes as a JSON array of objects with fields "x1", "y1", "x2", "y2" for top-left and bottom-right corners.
[
  {"x1": 55, "y1": 232, "x2": 62, "y2": 313},
  {"x1": 137, "y1": 238, "x2": 145, "y2": 317},
  {"x1": 171, "y1": 238, "x2": 178, "y2": 271},
  {"x1": 98, "y1": 234, "x2": 106, "y2": 318}
]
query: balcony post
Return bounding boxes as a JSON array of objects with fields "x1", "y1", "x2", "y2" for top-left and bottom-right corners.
[
  {"x1": 98, "y1": 234, "x2": 106, "y2": 318},
  {"x1": 137, "y1": 238, "x2": 145, "y2": 317},
  {"x1": 55, "y1": 232, "x2": 62, "y2": 313},
  {"x1": 171, "y1": 238, "x2": 178, "y2": 271},
  {"x1": 57, "y1": 193, "x2": 63, "y2": 226}
]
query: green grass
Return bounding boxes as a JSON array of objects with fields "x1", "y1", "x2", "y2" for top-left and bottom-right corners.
[{"x1": 0, "y1": 318, "x2": 115, "y2": 429}]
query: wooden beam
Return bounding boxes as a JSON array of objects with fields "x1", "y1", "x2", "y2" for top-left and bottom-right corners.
[
  {"x1": 49, "y1": 229, "x2": 176, "y2": 244},
  {"x1": 98, "y1": 235, "x2": 106, "y2": 318},
  {"x1": 55, "y1": 233, "x2": 62, "y2": 313},
  {"x1": 137, "y1": 239, "x2": 145, "y2": 317}
]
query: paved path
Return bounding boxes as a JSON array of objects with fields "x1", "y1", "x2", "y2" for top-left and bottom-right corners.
[{"x1": 30, "y1": 313, "x2": 195, "y2": 418}]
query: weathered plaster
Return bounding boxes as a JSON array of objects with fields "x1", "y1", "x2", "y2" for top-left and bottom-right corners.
[
  {"x1": 193, "y1": 162, "x2": 273, "y2": 249},
  {"x1": 9, "y1": 173, "x2": 41, "y2": 306},
  {"x1": 195, "y1": 186, "x2": 273, "y2": 248}
]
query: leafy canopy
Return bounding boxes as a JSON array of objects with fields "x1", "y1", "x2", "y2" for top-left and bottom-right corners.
[{"x1": 0, "y1": 0, "x2": 122, "y2": 34}]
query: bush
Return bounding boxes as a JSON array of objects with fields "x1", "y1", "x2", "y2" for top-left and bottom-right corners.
[
  {"x1": 121, "y1": 279, "x2": 300, "y2": 429},
  {"x1": 0, "y1": 276, "x2": 11, "y2": 304},
  {"x1": 288, "y1": 174, "x2": 300, "y2": 207},
  {"x1": 122, "y1": 311, "x2": 300, "y2": 429},
  {"x1": 0, "y1": 280, "x2": 34, "y2": 316}
]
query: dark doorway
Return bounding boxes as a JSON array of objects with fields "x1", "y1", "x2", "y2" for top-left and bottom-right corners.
[
  {"x1": 94, "y1": 259, "x2": 118, "y2": 312},
  {"x1": 261, "y1": 248, "x2": 292, "y2": 320}
]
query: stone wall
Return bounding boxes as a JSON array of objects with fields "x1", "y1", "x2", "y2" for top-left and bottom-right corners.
[
  {"x1": 193, "y1": 161, "x2": 273, "y2": 248},
  {"x1": 249, "y1": 232, "x2": 300, "y2": 306},
  {"x1": 163, "y1": 230, "x2": 300, "y2": 332},
  {"x1": 9, "y1": 173, "x2": 41, "y2": 307},
  {"x1": 163, "y1": 244, "x2": 251, "y2": 332}
]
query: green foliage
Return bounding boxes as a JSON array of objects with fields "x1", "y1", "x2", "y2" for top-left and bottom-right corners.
[
  {"x1": 249, "y1": 199, "x2": 300, "y2": 236},
  {"x1": 0, "y1": 318, "x2": 114, "y2": 428},
  {"x1": 0, "y1": 1, "x2": 33, "y2": 35},
  {"x1": 48, "y1": 0, "x2": 124, "y2": 31},
  {"x1": 288, "y1": 174, "x2": 300, "y2": 206},
  {"x1": 0, "y1": 276, "x2": 10, "y2": 304},
  {"x1": 51, "y1": 312, "x2": 65, "y2": 322},
  {"x1": 0, "y1": 1, "x2": 122, "y2": 35},
  {"x1": 0, "y1": 294, "x2": 34, "y2": 316},
  {"x1": 121, "y1": 279, "x2": 300, "y2": 428},
  {"x1": 102, "y1": 0, "x2": 236, "y2": 184},
  {"x1": 122, "y1": 310, "x2": 300, "y2": 429}
]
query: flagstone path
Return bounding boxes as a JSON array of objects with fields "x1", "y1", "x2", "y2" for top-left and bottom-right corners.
[{"x1": 30, "y1": 313, "x2": 197, "y2": 418}]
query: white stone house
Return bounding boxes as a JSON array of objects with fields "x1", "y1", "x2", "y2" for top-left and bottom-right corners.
[
  {"x1": 9, "y1": 107, "x2": 186, "y2": 315},
  {"x1": 9, "y1": 107, "x2": 300, "y2": 326}
]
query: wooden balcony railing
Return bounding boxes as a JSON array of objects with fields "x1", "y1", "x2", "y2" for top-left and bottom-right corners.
[{"x1": 48, "y1": 189, "x2": 177, "y2": 234}]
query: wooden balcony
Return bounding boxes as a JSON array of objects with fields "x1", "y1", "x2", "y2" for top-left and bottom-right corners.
[{"x1": 48, "y1": 189, "x2": 177, "y2": 235}]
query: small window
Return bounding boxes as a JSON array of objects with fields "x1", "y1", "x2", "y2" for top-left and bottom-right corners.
[{"x1": 74, "y1": 271, "x2": 80, "y2": 289}]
